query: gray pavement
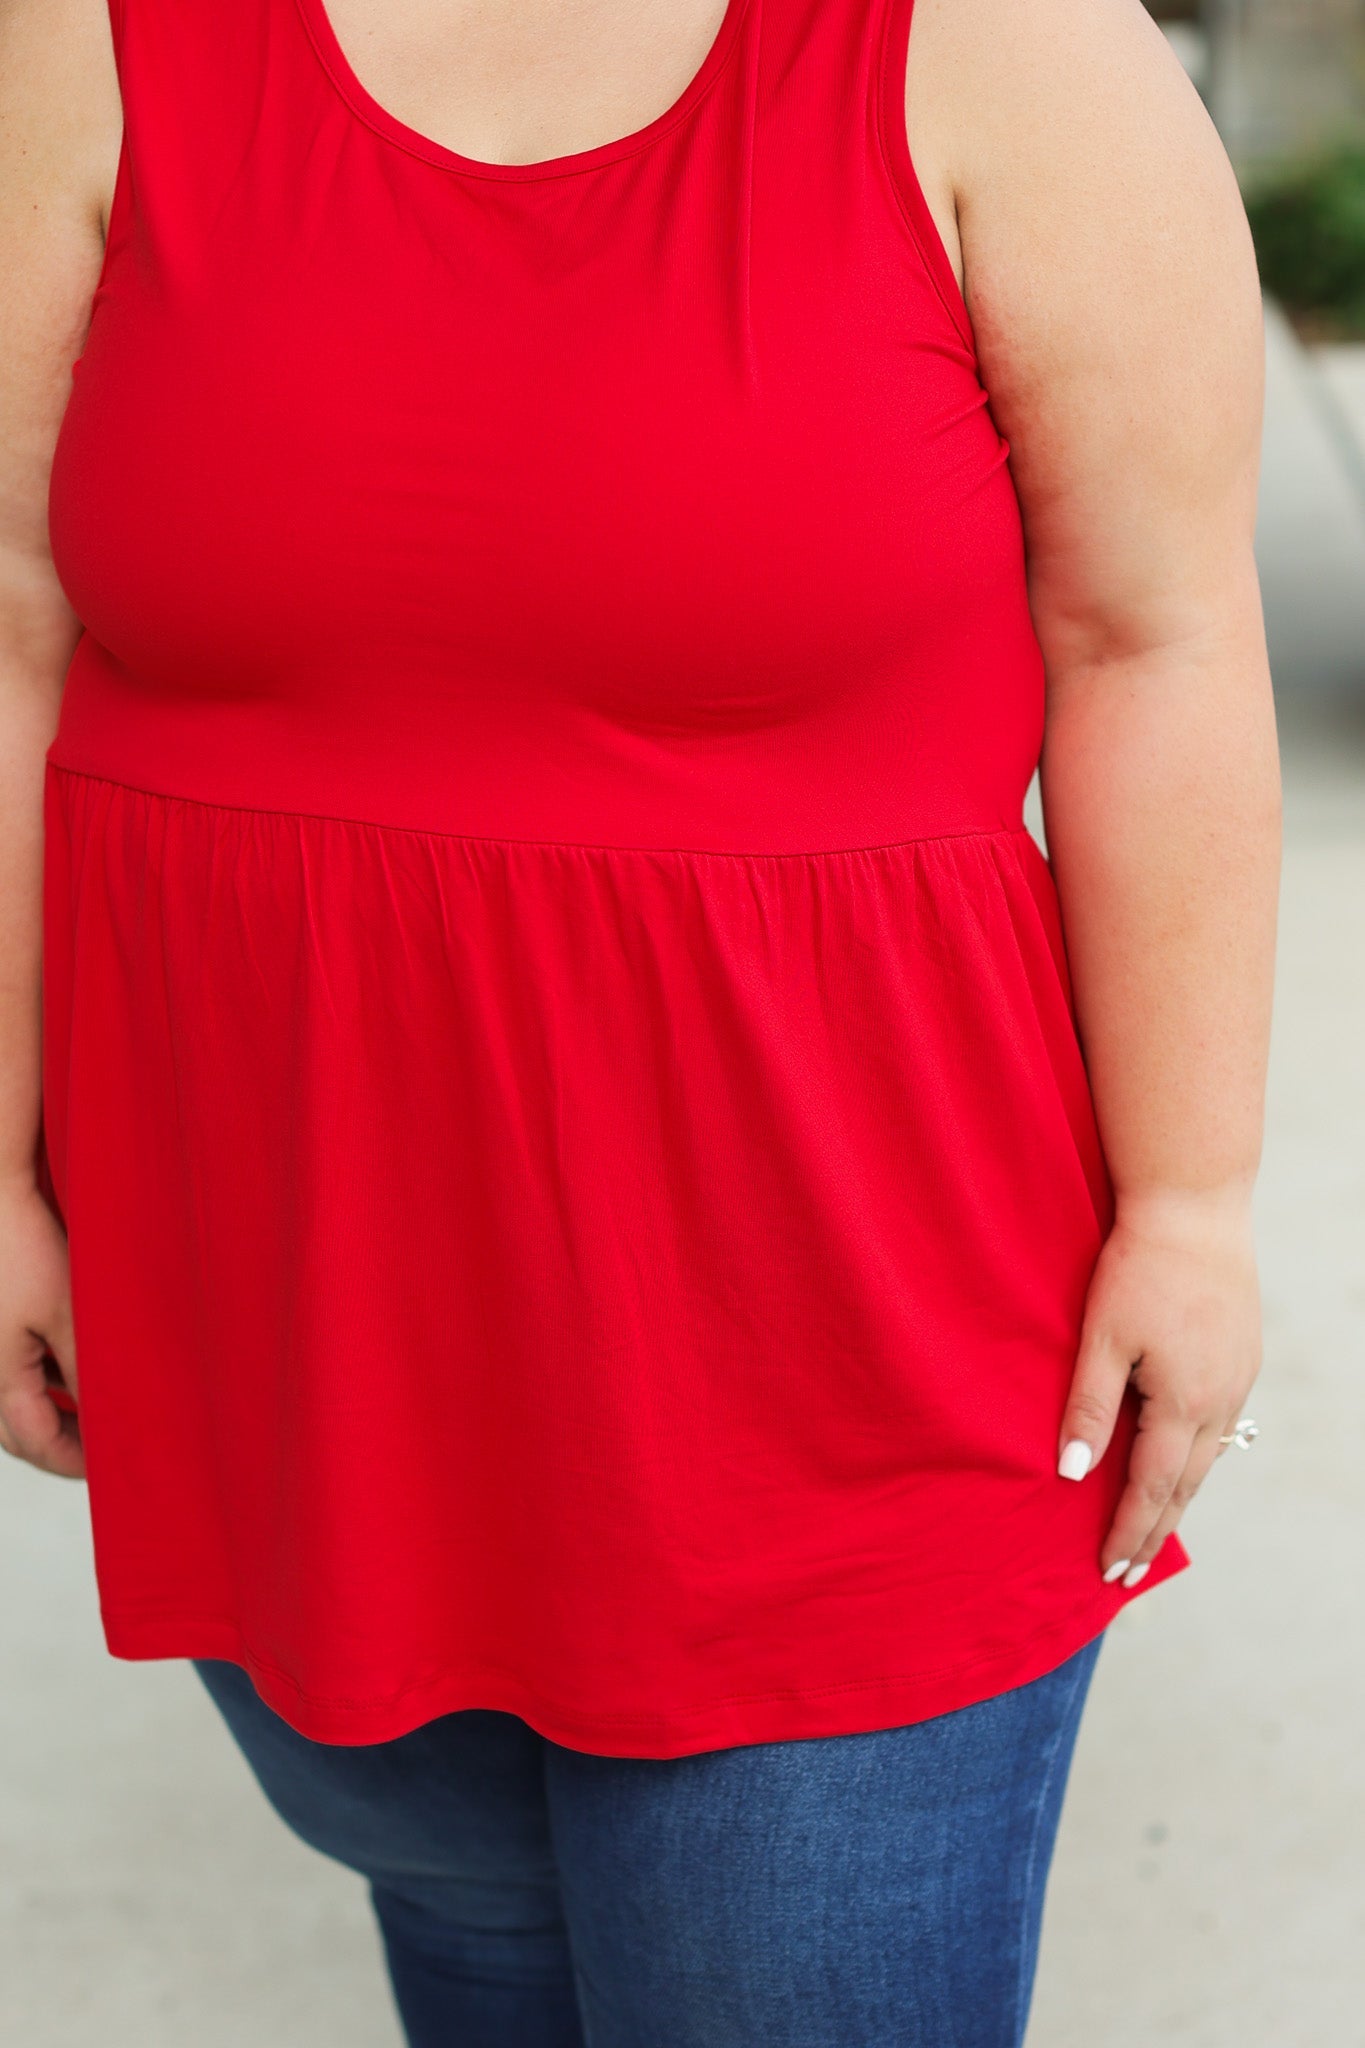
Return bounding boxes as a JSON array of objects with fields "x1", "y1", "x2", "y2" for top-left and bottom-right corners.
[
  {"x1": 1255, "y1": 302, "x2": 1365, "y2": 701},
  {"x1": 3, "y1": 298, "x2": 1363, "y2": 2044}
]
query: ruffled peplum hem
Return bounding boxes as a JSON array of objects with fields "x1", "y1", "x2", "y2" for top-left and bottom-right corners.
[{"x1": 39, "y1": 761, "x2": 1189, "y2": 1756}]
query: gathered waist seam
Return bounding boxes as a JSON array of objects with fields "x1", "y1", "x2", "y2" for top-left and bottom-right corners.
[{"x1": 45, "y1": 759, "x2": 1033, "y2": 865}]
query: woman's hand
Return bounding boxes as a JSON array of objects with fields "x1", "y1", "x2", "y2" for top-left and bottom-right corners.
[
  {"x1": 1057, "y1": 1185, "x2": 1261, "y2": 1586},
  {"x1": 0, "y1": 1174, "x2": 82, "y2": 1479}
]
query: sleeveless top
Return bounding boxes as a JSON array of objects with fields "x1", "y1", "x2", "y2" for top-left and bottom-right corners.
[{"x1": 40, "y1": 0, "x2": 1189, "y2": 1755}]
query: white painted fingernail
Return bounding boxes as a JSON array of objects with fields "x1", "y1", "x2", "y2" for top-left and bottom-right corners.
[
  {"x1": 1122, "y1": 1561, "x2": 1151, "y2": 1588},
  {"x1": 1058, "y1": 1439, "x2": 1093, "y2": 1481},
  {"x1": 1102, "y1": 1558, "x2": 1131, "y2": 1583}
]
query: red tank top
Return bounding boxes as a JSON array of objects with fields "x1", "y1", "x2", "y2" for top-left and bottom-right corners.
[{"x1": 41, "y1": 0, "x2": 1188, "y2": 1754}]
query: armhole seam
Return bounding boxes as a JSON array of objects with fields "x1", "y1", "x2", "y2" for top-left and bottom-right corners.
[
  {"x1": 92, "y1": 123, "x2": 133, "y2": 306},
  {"x1": 872, "y1": 0, "x2": 977, "y2": 357}
]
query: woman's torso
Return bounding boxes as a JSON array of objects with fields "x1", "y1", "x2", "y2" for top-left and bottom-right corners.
[
  {"x1": 47, "y1": 0, "x2": 1041, "y2": 851},
  {"x1": 38, "y1": 0, "x2": 1185, "y2": 1756}
]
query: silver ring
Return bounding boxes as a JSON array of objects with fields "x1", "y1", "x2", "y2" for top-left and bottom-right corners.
[{"x1": 1218, "y1": 1417, "x2": 1260, "y2": 1449}]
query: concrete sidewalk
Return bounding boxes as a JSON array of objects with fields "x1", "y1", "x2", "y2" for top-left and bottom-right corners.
[
  {"x1": 1256, "y1": 299, "x2": 1365, "y2": 701},
  {"x1": 3, "y1": 301, "x2": 1362, "y2": 2046}
]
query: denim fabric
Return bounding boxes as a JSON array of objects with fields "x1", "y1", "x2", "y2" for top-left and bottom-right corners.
[{"x1": 194, "y1": 1628, "x2": 1105, "y2": 2048}]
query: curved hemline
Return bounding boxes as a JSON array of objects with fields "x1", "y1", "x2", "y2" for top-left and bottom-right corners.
[
  {"x1": 45, "y1": 759, "x2": 1032, "y2": 866},
  {"x1": 103, "y1": 1536, "x2": 1190, "y2": 1758}
]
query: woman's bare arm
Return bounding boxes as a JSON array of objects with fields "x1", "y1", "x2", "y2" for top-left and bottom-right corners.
[
  {"x1": 913, "y1": 0, "x2": 1279, "y2": 1576},
  {"x1": 0, "y1": 0, "x2": 121, "y2": 1476}
]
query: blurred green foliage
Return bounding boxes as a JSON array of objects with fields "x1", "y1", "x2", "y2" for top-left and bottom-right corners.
[{"x1": 1245, "y1": 143, "x2": 1365, "y2": 338}]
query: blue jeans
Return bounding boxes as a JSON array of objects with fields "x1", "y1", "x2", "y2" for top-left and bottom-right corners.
[{"x1": 193, "y1": 1629, "x2": 1105, "y2": 2047}]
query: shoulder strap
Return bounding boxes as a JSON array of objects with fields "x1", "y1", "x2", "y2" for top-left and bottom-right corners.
[{"x1": 88, "y1": 0, "x2": 287, "y2": 278}]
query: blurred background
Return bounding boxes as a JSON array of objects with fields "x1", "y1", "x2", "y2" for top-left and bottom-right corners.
[{"x1": 3, "y1": 4, "x2": 1364, "y2": 2044}]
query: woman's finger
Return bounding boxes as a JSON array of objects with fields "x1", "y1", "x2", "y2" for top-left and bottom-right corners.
[
  {"x1": 1121, "y1": 1417, "x2": 1226, "y2": 1575},
  {"x1": 41, "y1": 1302, "x2": 78, "y2": 1402},
  {"x1": 1100, "y1": 1409, "x2": 1196, "y2": 1581},
  {"x1": 0, "y1": 1348, "x2": 86, "y2": 1479},
  {"x1": 1056, "y1": 1325, "x2": 1134, "y2": 1482}
]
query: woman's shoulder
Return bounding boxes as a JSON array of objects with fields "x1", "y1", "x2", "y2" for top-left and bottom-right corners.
[
  {"x1": 907, "y1": 0, "x2": 1259, "y2": 432},
  {"x1": 906, "y1": 0, "x2": 1265, "y2": 670},
  {"x1": 908, "y1": 0, "x2": 1225, "y2": 220},
  {"x1": 0, "y1": 0, "x2": 122, "y2": 615},
  {"x1": 0, "y1": 0, "x2": 123, "y2": 248}
]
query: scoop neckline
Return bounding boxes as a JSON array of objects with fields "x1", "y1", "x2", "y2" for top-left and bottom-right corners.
[{"x1": 292, "y1": 0, "x2": 752, "y2": 183}]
